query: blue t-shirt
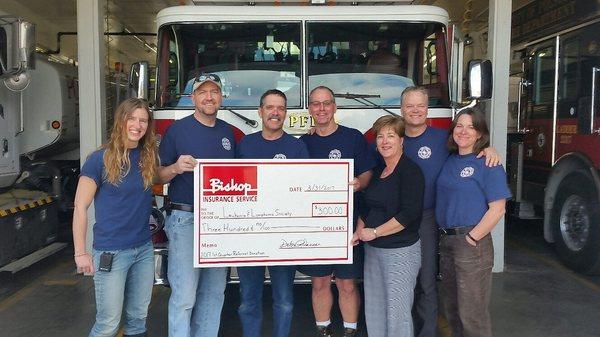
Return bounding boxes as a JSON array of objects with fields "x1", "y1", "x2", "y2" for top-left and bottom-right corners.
[
  {"x1": 404, "y1": 126, "x2": 449, "y2": 211},
  {"x1": 435, "y1": 153, "x2": 512, "y2": 229},
  {"x1": 80, "y1": 148, "x2": 152, "y2": 250},
  {"x1": 237, "y1": 132, "x2": 309, "y2": 159},
  {"x1": 300, "y1": 125, "x2": 376, "y2": 176},
  {"x1": 159, "y1": 115, "x2": 235, "y2": 205}
]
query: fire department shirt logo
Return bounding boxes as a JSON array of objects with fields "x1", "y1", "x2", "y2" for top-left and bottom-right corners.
[
  {"x1": 329, "y1": 149, "x2": 342, "y2": 159},
  {"x1": 418, "y1": 146, "x2": 432, "y2": 159},
  {"x1": 222, "y1": 138, "x2": 232, "y2": 151},
  {"x1": 460, "y1": 166, "x2": 475, "y2": 178},
  {"x1": 273, "y1": 154, "x2": 287, "y2": 159}
]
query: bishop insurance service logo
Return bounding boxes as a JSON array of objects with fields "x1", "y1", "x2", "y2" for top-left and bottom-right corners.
[{"x1": 202, "y1": 166, "x2": 258, "y2": 202}]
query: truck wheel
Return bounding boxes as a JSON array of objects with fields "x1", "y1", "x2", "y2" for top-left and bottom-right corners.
[{"x1": 551, "y1": 171, "x2": 600, "y2": 274}]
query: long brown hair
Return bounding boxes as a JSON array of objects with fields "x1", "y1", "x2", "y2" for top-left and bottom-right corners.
[
  {"x1": 447, "y1": 107, "x2": 490, "y2": 154},
  {"x1": 103, "y1": 98, "x2": 157, "y2": 189}
]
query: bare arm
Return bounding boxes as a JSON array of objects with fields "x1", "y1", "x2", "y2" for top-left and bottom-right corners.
[
  {"x1": 155, "y1": 155, "x2": 197, "y2": 184},
  {"x1": 72, "y1": 176, "x2": 97, "y2": 274},
  {"x1": 466, "y1": 199, "x2": 506, "y2": 246},
  {"x1": 359, "y1": 217, "x2": 405, "y2": 242},
  {"x1": 352, "y1": 217, "x2": 366, "y2": 245},
  {"x1": 354, "y1": 170, "x2": 373, "y2": 192}
]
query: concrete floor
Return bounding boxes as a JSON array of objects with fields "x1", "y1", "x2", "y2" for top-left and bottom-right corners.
[{"x1": 0, "y1": 218, "x2": 599, "y2": 337}]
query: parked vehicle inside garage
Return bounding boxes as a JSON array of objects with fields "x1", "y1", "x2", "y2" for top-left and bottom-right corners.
[
  {"x1": 0, "y1": 17, "x2": 80, "y2": 270},
  {"x1": 509, "y1": 0, "x2": 600, "y2": 274}
]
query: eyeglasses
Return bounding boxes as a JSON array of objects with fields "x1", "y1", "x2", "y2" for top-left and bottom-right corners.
[{"x1": 309, "y1": 100, "x2": 334, "y2": 109}]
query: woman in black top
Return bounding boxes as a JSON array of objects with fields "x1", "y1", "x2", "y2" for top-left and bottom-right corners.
[{"x1": 353, "y1": 115, "x2": 424, "y2": 337}]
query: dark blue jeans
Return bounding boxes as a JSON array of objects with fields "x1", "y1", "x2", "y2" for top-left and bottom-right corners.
[{"x1": 237, "y1": 265, "x2": 296, "y2": 337}]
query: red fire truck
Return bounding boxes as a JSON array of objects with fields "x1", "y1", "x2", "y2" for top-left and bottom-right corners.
[
  {"x1": 510, "y1": 0, "x2": 600, "y2": 274},
  {"x1": 131, "y1": 1, "x2": 490, "y2": 284}
]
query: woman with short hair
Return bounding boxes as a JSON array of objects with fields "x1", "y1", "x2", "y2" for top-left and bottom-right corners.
[
  {"x1": 353, "y1": 115, "x2": 424, "y2": 337},
  {"x1": 435, "y1": 108, "x2": 511, "y2": 337}
]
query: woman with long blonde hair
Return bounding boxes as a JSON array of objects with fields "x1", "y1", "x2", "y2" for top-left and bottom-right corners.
[{"x1": 73, "y1": 97, "x2": 158, "y2": 337}]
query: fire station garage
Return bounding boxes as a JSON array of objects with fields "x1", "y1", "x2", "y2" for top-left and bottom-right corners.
[{"x1": 0, "y1": 0, "x2": 599, "y2": 336}]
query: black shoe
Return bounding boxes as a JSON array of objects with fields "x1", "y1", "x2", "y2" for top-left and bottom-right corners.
[
  {"x1": 343, "y1": 328, "x2": 357, "y2": 337},
  {"x1": 317, "y1": 325, "x2": 333, "y2": 337}
]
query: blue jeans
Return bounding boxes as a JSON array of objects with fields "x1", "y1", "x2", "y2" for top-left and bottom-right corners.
[
  {"x1": 90, "y1": 241, "x2": 154, "y2": 337},
  {"x1": 166, "y1": 210, "x2": 227, "y2": 337},
  {"x1": 238, "y1": 265, "x2": 296, "y2": 337}
]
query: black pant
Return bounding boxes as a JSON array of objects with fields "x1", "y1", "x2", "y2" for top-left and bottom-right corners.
[{"x1": 413, "y1": 210, "x2": 438, "y2": 337}]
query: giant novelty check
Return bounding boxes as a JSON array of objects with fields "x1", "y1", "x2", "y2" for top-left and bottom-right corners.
[{"x1": 193, "y1": 159, "x2": 354, "y2": 268}]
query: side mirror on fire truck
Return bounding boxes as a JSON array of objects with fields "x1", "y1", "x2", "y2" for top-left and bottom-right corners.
[
  {"x1": 129, "y1": 61, "x2": 149, "y2": 100},
  {"x1": 0, "y1": 19, "x2": 35, "y2": 92},
  {"x1": 0, "y1": 19, "x2": 36, "y2": 77},
  {"x1": 467, "y1": 59, "x2": 492, "y2": 100}
]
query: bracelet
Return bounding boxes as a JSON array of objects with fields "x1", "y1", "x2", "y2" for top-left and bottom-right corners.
[
  {"x1": 373, "y1": 227, "x2": 378, "y2": 238},
  {"x1": 74, "y1": 252, "x2": 89, "y2": 258},
  {"x1": 467, "y1": 233, "x2": 478, "y2": 244}
]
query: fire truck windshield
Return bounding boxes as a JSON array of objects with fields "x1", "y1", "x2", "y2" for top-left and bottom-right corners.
[{"x1": 155, "y1": 21, "x2": 449, "y2": 109}]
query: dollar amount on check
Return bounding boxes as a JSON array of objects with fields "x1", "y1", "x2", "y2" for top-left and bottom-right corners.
[{"x1": 193, "y1": 159, "x2": 354, "y2": 267}]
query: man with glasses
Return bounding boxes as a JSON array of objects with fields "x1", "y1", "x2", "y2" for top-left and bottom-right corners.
[
  {"x1": 156, "y1": 73, "x2": 235, "y2": 337},
  {"x1": 299, "y1": 86, "x2": 376, "y2": 337},
  {"x1": 236, "y1": 89, "x2": 309, "y2": 337}
]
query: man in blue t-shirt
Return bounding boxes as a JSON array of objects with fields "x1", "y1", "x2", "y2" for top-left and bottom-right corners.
[
  {"x1": 300, "y1": 86, "x2": 376, "y2": 337},
  {"x1": 236, "y1": 89, "x2": 309, "y2": 337},
  {"x1": 401, "y1": 86, "x2": 499, "y2": 337},
  {"x1": 156, "y1": 74, "x2": 235, "y2": 337}
]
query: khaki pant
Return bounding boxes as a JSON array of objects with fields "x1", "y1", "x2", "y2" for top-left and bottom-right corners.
[{"x1": 440, "y1": 234, "x2": 493, "y2": 337}]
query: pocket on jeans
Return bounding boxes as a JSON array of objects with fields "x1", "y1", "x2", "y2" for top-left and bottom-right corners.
[
  {"x1": 454, "y1": 237, "x2": 480, "y2": 263},
  {"x1": 461, "y1": 235, "x2": 478, "y2": 249},
  {"x1": 166, "y1": 211, "x2": 193, "y2": 229}
]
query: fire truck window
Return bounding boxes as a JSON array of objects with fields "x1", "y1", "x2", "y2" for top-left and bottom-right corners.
[
  {"x1": 155, "y1": 22, "x2": 302, "y2": 109},
  {"x1": 424, "y1": 39, "x2": 437, "y2": 81},
  {"x1": 306, "y1": 21, "x2": 449, "y2": 108},
  {"x1": 559, "y1": 39, "x2": 579, "y2": 105},
  {"x1": 580, "y1": 31, "x2": 600, "y2": 120},
  {"x1": 559, "y1": 24, "x2": 600, "y2": 133},
  {"x1": 532, "y1": 46, "x2": 555, "y2": 118}
]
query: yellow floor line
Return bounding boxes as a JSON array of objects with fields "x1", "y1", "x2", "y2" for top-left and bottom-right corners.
[{"x1": 506, "y1": 239, "x2": 600, "y2": 293}]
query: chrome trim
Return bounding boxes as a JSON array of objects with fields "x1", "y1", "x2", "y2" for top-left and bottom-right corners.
[
  {"x1": 517, "y1": 78, "x2": 523, "y2": 132},
  {"x1": 591, "y1": 66, "x2": 600, "y2": 134},
  {"x1": 552, "y1": 36, "x2": 559, "y2": 165}
]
